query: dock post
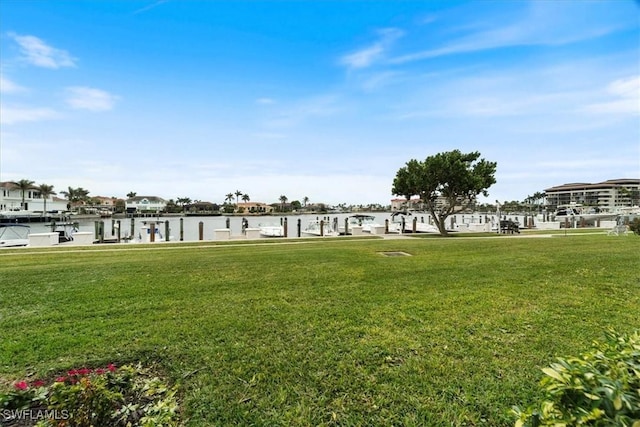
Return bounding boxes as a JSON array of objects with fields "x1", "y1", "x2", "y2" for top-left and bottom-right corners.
[
  {"x1": 199, "y1": 221, "x2": 204, "y2": 241},
  {"x1": 111, "y1": 219, "x2": 115, "y2": 236},
  {"x1": 297, "y1": 219, "x2": 301, "y2": 237},
  {"x1": 150, "y1": 222, "x2": 155, "y2": 243},
  {"x1": 94, "y1": 221, "x2": 99, "y2": 240},
  {"x1": 180, "y1": 218, "x2": 184, "y2": 241},
  {"x1": 385, "y1": 219, "x2": 389, "y2": 234},
  {"x1": 99, "y1": 220, "x2": 105, "y2": 243},
  {"x1": 412, "y1": 217, "x2": 417, "y2": 233},
  {"x1": 320, "y1": 220, "x2": 324, "y2": 236},
  {"x1": 165, "y1": 220, "x2": 170, "y2": 242},
  {"x1": 225, "y1": 218, "x2": 230, "y2": 229},
  {"x1": 131, "y1": 218, "x2": 135, "y2": 239},
  {"x1": 117, "y1": 220, "x2": 121, "y2": 242},
  {"x1": 344, "y1": 217, "x2": 349, "y2": 235},
  {"x1": 284, "y1": 218, "x2": 288, "y2": 237}
]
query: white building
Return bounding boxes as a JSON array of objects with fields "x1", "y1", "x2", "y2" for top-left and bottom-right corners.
[
  {"x1": 544, "y1": 179, "x2": 640, "y2": 210},
  {"x1": 125, "y1": 196, "x2": 167, "y2": 214},
  {"x1": 0, "y1": 181, "x2": 68, "y2": 213}
]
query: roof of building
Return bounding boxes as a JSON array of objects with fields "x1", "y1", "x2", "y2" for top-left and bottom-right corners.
[
  {"x1": 127, "y1": 196, "x2": 167, "y2": 202},
  {"x1": 545, "y1": 179, "x2": 640, "y2": 192}
]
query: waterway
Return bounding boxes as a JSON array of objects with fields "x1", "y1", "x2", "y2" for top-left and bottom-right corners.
[{"x1": 26, "y1": 212, "x2": 509, "y2": 243}]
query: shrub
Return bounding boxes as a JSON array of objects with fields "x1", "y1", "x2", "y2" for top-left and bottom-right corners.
[
  {"x1": 513, "y1": 329, "x2": 640, "y2": 426},
  {"x1": 628, "y1": 218, "x2": 640, "y2": 236},
  {"x1": 1, "y1": 363, "x2": 181, "y2": 427}
]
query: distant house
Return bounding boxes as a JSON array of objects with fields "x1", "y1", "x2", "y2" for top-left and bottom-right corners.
[
  {"x1": 0, "y1": 181, "x2": 68, "y2": 212},
  {"x1": 125, "y1": 196, "x2": 167, "y2": 214},
  {"x1": 236, "y1": 202, "x2": 274, "y2": 214},
  {"x1": 391, "y1": 196, "x2": 472, "y2": 213}
]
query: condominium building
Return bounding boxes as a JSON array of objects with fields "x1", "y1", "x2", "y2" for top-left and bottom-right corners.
[{"x1": 544, "y1": 179, "x2": 640, "y2": 210}]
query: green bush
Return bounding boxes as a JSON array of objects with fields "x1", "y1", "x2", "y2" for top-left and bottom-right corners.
[
  {"x1": 513, "y1": 329, "x2": 640, "y2": 426},
  {"x1": 1, "y1": 363, "x2": 181, "y2": 427},
  {"x1": 628, "y1": 218, "x2": 640, "y2": 236}
]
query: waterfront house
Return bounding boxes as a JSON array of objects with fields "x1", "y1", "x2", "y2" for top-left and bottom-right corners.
[
  {"x1": 0, "y1": 181, "x2": 68, "y2": 213},
  {"x1": 125, "y1": 196, "x2": 167, "y2": 214}
]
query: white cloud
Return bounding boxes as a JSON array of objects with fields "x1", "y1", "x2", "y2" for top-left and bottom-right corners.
[
  {"x1": 0, "y1": 74, "x2": 26, "y2": 93},
  {"x1": 391, "y1": 1, "x2": 635, "y2": 64},
  {"x1": 65, "y1": 87, "x2": 119, "y2": 111},
  {"x1": 256, "y1": 97, "x2": 275, "y2": 105},
  {"x1": 340, "y1": 28, "x2": 404, "y2": 70},
  {"x1": 582, "y1": 76, "x2": 639, "y2": 115},
  {"x1": 9, "y1": 33, "x2": 76, "y2": 69},
  {"x1": 0, "y1": 105, "x2": 61, "y2": 124}
]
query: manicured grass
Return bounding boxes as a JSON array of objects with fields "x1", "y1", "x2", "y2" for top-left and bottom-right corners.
[{"x1": 1, "y1": 235, "x2": 638, "y2": 426}]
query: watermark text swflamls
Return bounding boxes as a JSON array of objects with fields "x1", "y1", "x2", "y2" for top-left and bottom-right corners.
[{"x1": 1, "y1": 409, "x2": 70, "y2": 422}]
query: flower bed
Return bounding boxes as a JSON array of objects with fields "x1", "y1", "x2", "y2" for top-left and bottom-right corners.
[{"x1": 1, "y1": 363, "x2": 181, "y2": 427}]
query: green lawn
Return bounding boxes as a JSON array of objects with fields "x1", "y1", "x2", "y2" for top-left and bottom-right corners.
[{"x1": 1, "y1": 234, "x2": 638, "y2": 426}]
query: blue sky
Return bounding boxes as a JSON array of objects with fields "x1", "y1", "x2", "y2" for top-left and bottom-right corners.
[{"x1": 1, "y1": 0, "x2": 638, "y2": 206}]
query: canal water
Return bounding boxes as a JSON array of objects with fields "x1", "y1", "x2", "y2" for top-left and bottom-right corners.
[{"x1": 25, "y1": 212, "x2": 508, "y2": 243}]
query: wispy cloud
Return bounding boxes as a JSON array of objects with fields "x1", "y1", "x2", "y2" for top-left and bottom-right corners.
[
  {"x1": 65, "y1": 87, "x2": 119, "y2": 111},
  {"x1": 0, "y1": 74, "x2": 26, "y2": 93},
  {"x1": 0, "y1": 105, "x2": 61, "y2": 124},
  {"x1": 256, "y1": 97, "x2": 275, "y2": 105},
  {"x1": 582, "y1": 76, "x2": 639, "y2": 116},
  {"x1": 391, "y1": 1, "x2": 635, "y2": 64},
  {"x1": 132, "y1": 0, "x2": 169, "y2": 15},
  {"x1": 9, "y1": 33, "x2": 76, "y2": 69},
  {"x1": 263, "y1": 94, "x2": 342, "y2": 129},
  {"x1": 340, "y1": 28, "x2": 404, "y2": 70}
]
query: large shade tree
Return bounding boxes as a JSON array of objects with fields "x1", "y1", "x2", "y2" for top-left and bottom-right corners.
[{"x1": 392, "y1": 150, "x2": 497, "y2": 235}]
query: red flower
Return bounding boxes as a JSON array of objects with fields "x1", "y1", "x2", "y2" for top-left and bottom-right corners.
[
  {"x1": 14, "y1": 381, "x2": 28, "y2": 390},
  {"x1": 55, "y1": 376, "x2": 67, "y2": 383},
  {"x1": 77, "y1": 368, "x2": 91, "y2": 376},
  {"x1": 95, "y1": 368, "x2": 105, "y2": 375},
  {"x1": 107, "y1": 363, "x2": 117, "y2": 372},
  {"x1": 32, "y1": 380, "x2": 46, "y2": 387},
  {"x1": 68, "y1": 369, "x2": 78, "y2": 376}
]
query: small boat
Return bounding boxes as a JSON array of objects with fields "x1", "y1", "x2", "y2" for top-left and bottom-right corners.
[
  {"x1": 339, "y1": 214, "x2": 381, "y2": 234},
  {"x1": 553, "y1": 204, "x2": 618, "y2": 222},
  {"x1": 136, "y1": 221, "x2": 171, "y2": 243},
  {"x1": 302, "y1": 220, "x2": 339, "y2": 237},
  {"x1": 389, "y1": 211, "x2": 439, "y2": 233},
  {"x1": 45, "y1": 221, "x2": 79, "y2": 243},
  {"x1": 258, "y1": 223, "x2": 285, "y2": 237},
  {"x1": 0, "y1": 224, "x2": 30, "y2": 247}
]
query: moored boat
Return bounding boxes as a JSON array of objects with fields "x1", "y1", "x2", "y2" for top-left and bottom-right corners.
[
  {"x1": 301, "y1": 220, "x2": 339, "y2": 237},
  {"x1": 258, "y1": 222, "x2": 285, "y2": 237},
  {"x1": 0, "y1": 224, "x2": 30, "y2": 247}
]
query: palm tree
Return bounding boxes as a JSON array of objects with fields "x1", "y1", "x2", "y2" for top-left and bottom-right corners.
[
  {"x1": 235, "y1": 190, "x2": 243, "y2": 204},
  {"x1": 225, "y1": 193, "x2": 234, "y2": 204},
  {"x1": 14, "y1": 179, "x2": 35, "y2": 210},
  {"x1": 36, "y1": 183, "x2": 56, "y2": 213},
  {"x1": 303, "y1": 196, "x2": 309, "y2": 207},
  {"x1": 279, "y1": 195, "x2": 288, "y2": 212},
  {"x1": 60, "y1": 187, "x2": 90, "y2": 210},
  {"x1": 127, "y1": 191, "x2": 137, "y2": 199},
  {"x1": 241, "y1": 194, "x2": 250, "y2": 203}
]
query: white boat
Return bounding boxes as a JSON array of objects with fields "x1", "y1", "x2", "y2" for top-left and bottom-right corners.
[
  {"x1": 553, "y1": 204, "x2": 618, "y2": 222},
  {"x1": 130, "y1": 221, "x2": 172, "y2": 243},
  {"x1": 45, "y1": 221, "x2": 79, "y2": 243},
  {"x1": 339, "y1": 214, "x2": 381, "y2": 234},
  {"x1": 302, "y1": 220, "x2": 339, "y2": 237},
  {"x1": 389, "y1": 211, "x2": 439, "y2": 233},
  {"x1": 0, "y1": 224, "x2": 30, "y2": 247},
  {"x1": 258, "y1": 222, "x2": 285, "y2": 237}
]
